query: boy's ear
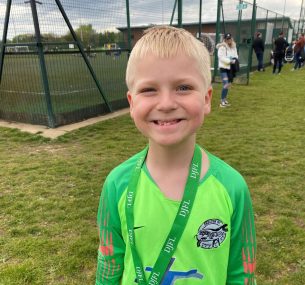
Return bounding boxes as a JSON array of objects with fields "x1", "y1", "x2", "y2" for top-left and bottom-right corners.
[
  {"x1": 127, "y1": 91, "x2": 134, "y2": 118},
  {"x1": 203, "y1": 86, "x2": 213, "y2": 115}
]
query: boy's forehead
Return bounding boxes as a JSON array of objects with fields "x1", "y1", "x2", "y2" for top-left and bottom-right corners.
[
  {"x1": 132, "y1": 51, "x2": 197, "y2": 66},
  {"x1": 132, "y1": 52, "x2": 201, "y2": 73},
  {"x1": 127, "y1": 42, "x2": 211, "y2": 90},
  {"x1": 129, "y1": 54, "x2": 208, "y2": 89}
]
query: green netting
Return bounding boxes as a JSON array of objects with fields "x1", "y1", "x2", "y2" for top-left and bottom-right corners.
[
  {"x1": 0, "y1": 0, "x2": 302, "y2": 127},
  {"x1": 0, "y1": 0, "x2": 129, "y2": 127}
]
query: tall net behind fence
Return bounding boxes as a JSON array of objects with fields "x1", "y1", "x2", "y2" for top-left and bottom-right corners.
[
  {"x1": 210, "y1": 1, "x2": 299, "y2": 83},
  {"x1": 0, "y1": 0, "x2": 302, "y2": 127},
  {"x1": 0, "y1": 0, "x2": 128, "y2": 127}
]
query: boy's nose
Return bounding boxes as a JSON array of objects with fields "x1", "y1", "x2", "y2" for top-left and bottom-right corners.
[{"x1": 157, "y1": 90, "x2": 178, "y2": 111}]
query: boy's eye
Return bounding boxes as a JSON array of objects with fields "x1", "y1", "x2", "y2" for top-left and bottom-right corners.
[
  {"x1": 139, "y1": 88, "x2": 156, "y2": 94},
  {"x1": 177, "y1": 85, "x2": 192, "y2": 91}
]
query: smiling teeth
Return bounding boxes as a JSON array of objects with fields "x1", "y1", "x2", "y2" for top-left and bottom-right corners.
[{"x1": 156, "y1": 120, "x2": 179, "y2": 126}]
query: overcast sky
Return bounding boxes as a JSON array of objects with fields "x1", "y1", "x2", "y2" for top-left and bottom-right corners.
[
  {"x1": 256, "y1": 0, "x2": 303, "y2": 19},
  {"x1": 0, "y1": 0, "x2": 304, "y2": 39}
]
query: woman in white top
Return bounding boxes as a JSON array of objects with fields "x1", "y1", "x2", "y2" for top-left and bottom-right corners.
[{"x1": 216, "y1": 33, "x2": 238, "y2": 108}]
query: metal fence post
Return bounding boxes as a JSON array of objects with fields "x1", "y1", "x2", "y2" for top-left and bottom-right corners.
[
  {"x1": 126, "y1": 0, "x2": 131, "y2": 53},
  {"x1": 264, "y1": 10, "x2": 269, "y2": 41},
  {"x1": 198, "y1": 0, "x2": 202, "y2": 38},
  {"x1": 27, "y1": 0, "x2": 56, "y2": 128},
  {"x1": 0, "y1": 0, "x2": 12, "y2": 84},
  {"x1": 236, "y1": 0, "x2": 243, "y2": 54},
  {"x1": 272, "y1": 13, "x2": 278, "y2": 40},
  {"x1": 213, "y1": 0, "x2": 222, "y2": 82},
  {"x1": 297, "y1": 0, "x2": 305, "y2": 35},
  {"x1": 54, "y1": 0, "x2": 112, "y2": 113},
  {"x1": 170, "y1": 0, "x2": 178, "y2": 25},
  {"x1": 178, "y1": 0, "x2": 182, "y2": 27},
  {"x1": 246, "y1": 0, "x2": 257, "y2": 85}
]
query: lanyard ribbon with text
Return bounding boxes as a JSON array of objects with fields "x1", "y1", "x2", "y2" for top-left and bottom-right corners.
[{"x1": 126, "y1": 144, "x2": 202, "y2": 285}]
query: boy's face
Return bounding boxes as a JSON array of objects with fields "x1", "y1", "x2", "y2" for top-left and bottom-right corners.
[{"x1": 127, "y1": 53, "x2": 212, "y2": 148}]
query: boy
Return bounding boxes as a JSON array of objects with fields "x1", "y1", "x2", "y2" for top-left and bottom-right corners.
[{"x1": 96, "y1": 26, "x2": 256, "y2": 285}]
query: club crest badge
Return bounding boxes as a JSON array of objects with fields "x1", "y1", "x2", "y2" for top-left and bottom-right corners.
[{"x1": 196, "y1": 219, "x2": 228, "y2": 249}]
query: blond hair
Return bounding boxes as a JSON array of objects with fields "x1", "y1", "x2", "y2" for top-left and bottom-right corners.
[{"x1": 126, "y1": 25, "x2": 211, "y2": 91}]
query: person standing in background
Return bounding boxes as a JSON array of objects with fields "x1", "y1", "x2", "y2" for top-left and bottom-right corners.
[
  {"x1": 252, "y1": 32, "x2": 265, "y2": 71},
  {"x1": 292, "y1": 33, "x2": 305, "y2": 71},
  {"x1": 216, "y1": 33, "x2": 238, "y2": 108},
  {"x1": 272, "y1": 31, "x2": 288, "y2": 75}
]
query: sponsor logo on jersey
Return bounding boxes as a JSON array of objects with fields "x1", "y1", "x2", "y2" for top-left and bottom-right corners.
[{"x1": 196, "y1": 219, "x2": 228, "y2": 249}]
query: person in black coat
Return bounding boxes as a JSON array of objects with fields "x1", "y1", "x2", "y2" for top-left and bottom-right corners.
[
  {"x1": 272, "y1": 31, "x2": 288, "y2": 74},
  {"x1": 252, "y1": 32, "x2": 265, "y2": 71}
]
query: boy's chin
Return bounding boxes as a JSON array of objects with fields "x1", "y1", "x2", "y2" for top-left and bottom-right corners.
[{"x1": 148, "y1": 136, "x2": 196, "y2": 148}]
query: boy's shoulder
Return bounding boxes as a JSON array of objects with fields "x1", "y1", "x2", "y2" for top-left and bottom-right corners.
[
  {"x1": 104, "y1": 150, "x2": 143, "y2": 191},
  {"x1": 207, "y1": 151, "x2": 248, "y2": 190}
]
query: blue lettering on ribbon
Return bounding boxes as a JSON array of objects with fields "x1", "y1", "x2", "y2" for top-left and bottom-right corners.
[{"x1": 144, "y1": 258, "x2": 204, "y2": 285}]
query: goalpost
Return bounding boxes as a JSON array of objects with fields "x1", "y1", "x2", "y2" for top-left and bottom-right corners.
[{"x1": 5, "y1": 46, "x2": 30, "y2": 53}]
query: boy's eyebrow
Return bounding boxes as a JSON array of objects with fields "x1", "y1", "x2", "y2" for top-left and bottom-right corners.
[
  {"x1": 173, "y1": 76, "x2": 201, "y2": 83},
  {"x1": 133, "y1": 79, "x2": 157, "y2": 88},
  {"x1": 136, "y1": 76, "x2": 200, "y2": 85}
]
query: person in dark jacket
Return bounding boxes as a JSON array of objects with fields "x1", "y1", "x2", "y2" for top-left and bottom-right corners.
[
  {"x1": 273, "y1": 31, "x2": 288, "y2": 74},
  {"x1": 252, "y1": 32, "x2": 265, "y2": 71}
]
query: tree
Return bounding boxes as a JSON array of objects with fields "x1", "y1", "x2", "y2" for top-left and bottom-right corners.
[
  {"x1": 61, "y1": 24, "x2": 98, "y2": 48},
  {"x1": 98, "y1": 31, "x2": 123, "y2": 47},
  {"x1": 75, "y1": 24, "x2": 98, "y2": 47},
  {"x1": 11, "y1": 33, "x2": 35, "y2": 43}
]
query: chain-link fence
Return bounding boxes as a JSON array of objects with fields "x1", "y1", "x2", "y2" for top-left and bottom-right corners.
[
  {"x1": 210, "y1": 0, "x2": 301, "y2": 83},
  {"x1": 0, "y1": 0, "x2": 302, "y2": 127},
  {"x1": 0, "y1": 0, "x2": 129, "y2": 127}
]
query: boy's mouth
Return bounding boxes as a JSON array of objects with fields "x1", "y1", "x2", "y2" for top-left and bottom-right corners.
[{"x1": 153, "y1": 119, "x2": 182, "y2": 126}]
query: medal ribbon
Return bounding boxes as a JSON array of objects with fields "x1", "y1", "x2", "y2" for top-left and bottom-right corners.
[{"x1": 126, "y1": 144, "x2": 202, "y2": 285}]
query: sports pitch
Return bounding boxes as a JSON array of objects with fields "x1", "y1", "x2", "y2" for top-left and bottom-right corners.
[{"x1": 0, "y1": 52, "x2": 128, "y2": 115}]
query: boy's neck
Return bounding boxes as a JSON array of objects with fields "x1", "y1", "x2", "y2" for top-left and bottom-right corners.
[
  {"x1": 146, "y1": 139, "x2": 196, "y2": 169},
  {"x1": 145, "y1": 139, "x2": 209, "y2": 201}
]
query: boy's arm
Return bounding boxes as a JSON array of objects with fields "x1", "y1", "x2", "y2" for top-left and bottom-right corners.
[
  {"x1": 226, "y1": 179, "x2": 256, "y2": 285},
  {"x1": 96, "y1": 178, "x2": 125, "y2": 285}
]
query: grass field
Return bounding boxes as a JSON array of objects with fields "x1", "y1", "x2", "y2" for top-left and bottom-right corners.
[{"x1": 0, "y1": 65, "x2": 305, "y2": 284}]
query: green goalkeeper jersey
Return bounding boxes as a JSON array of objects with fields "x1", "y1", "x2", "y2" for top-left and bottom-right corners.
[{"x1": 96, "y1": 149, "x2": 256, "y2": 285}]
